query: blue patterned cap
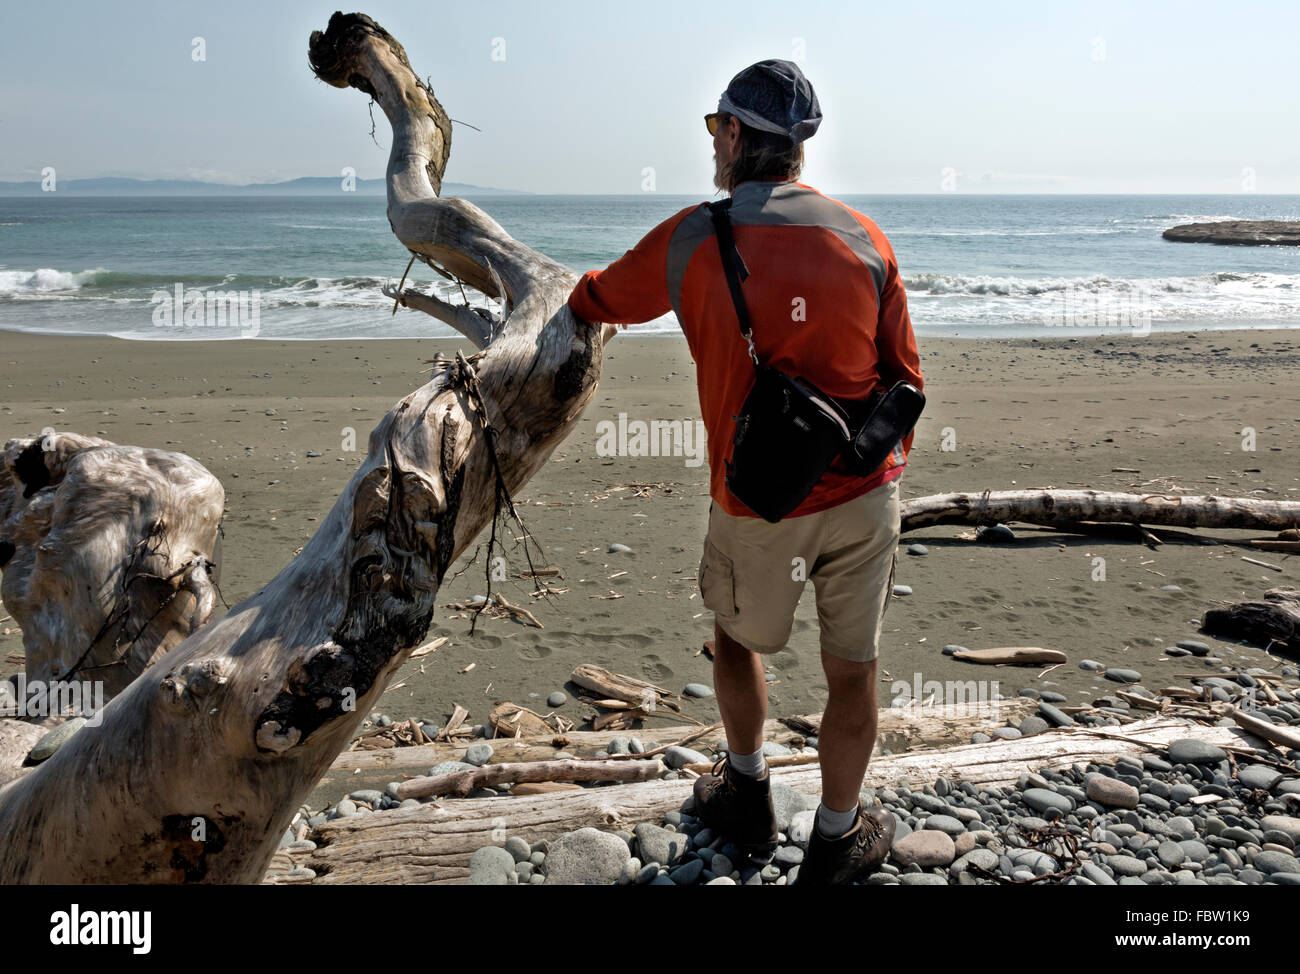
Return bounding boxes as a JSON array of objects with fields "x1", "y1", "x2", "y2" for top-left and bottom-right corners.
[{"x1": 718, "y1": 59, "x2": 822, "y2": 144}]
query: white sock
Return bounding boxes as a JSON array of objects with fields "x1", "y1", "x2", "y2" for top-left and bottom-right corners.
[
  {"x1": 816, "y1": 801, "x2": 859, "y2": 838},
  {"x1": 728, "y1": 747, "x2": 766, "y2": 778}
]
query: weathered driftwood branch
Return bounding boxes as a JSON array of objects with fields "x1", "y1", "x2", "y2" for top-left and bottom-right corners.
[
  {"x1": 0, "y1": 433, "x2": 223, "y2": 699},
  {"x1": 950, "y1": 647, "x2": 1067, "y2": 666},
  {"x1": 395, "y1": 757, "x2": 664, "y2": 799},
  {"x1": 900, "y1": 490, "x2": 1300, "y2": 535},
  {"x1": 324, "y1": 700, "x2": 1032, "y2": 780},
  {"x1": 1229, "y1": 706, "x2": 1300, "y2": 752},
  {"x1": 288, "y1": 714, "x2": 1247, "y2": 884},
  {"x1": 1202, "y1": 587, "x2": 1300, "y2": 657},
  {"x1": 0, "y1": 12, "x2": 612, "y2": 884}
]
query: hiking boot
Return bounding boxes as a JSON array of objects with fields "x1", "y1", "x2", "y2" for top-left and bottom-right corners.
[
  {"x1": 690, "y1": 756, "x2": 778, "y2": 852},
  {"x1": 793, "y1": 805, "x2": 896, "y2": 885}
]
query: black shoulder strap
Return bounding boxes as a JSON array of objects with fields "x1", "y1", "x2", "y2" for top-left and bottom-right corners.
[{"x1": 708, "y1": 200, "x2": 758, "y2": 364}]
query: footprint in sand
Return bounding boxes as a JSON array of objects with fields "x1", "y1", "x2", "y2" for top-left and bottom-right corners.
[
  {"x1": 639, "y1": 653, "x2": 674, "y2": 683},
  {"x1": 516, "y1": 642, "x2": 552, "y2": 661}
]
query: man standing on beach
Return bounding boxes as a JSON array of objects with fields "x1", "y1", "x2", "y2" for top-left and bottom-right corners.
[{"x1": 566, "y1": 60, "x2": 923, "y2": 885}]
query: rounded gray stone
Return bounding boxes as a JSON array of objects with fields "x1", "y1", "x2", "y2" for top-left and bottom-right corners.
[
  {"x1": 634, "y1": 823, "x2": 688, "y2": 866},
  {"x1": 468, "y1": 845, "x2": 516, "y2": 885},
  {"x1": 464, "y1": 742, "x2": 494, "y2": 767},
  {"x1": 544, "y1": 828, "x2": 633, "y2": 885},
  {"x1": 1168, "y1": 739, "x2": 1227, "y2": 765},
  {"x1": 682, "y1": 683, "x2": 714, "y2": 699},
  {"x1": 547, "y1": 691, "x2": 567, "y2": 708},
  {"x1": 1022, "y1": 787, "x2": 1073, "y2": 815},
  {"x1": 1107, "y1": 855, "x2": 1149, "y2": 877}
]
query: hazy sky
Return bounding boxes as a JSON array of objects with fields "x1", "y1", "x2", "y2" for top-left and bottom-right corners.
[{"x1": 3, "y1": 0, "x2": 1297, "y2": 194}]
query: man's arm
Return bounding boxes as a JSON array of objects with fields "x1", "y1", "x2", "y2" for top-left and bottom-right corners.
[{"x1": 567, "y1": 206, "x2": 696, "y2": 325}]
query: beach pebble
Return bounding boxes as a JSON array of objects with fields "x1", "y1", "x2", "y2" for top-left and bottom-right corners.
[
  {"x1": 1107, "y1": 853, "x2": 1149, "y2": 879},
  {"x1": 544, "y1": 828, "x2": 632, "y2": 885},
  {"x1": 618, "y1": 857, "x2": 642, "y2": 885},
  {"x1": 992, "y1": 727, "x2": 1022, "y2": 740},
  {"x1": 1176, "y1": 640, "x2": 1212, "y2": 656},
  {"x1": 1168, "y1": 739, "x2": 1227, "y2": 765},
  {"x1": 465, "y1": 743, "x2": 494, "y2": 767},
  {"x1": 1086, "y1": 775, "x2": 1139, "y2": 809},
  {"x1": 1238, "y1": 765, "x2": 1282, "y2": 791},
  {"x1": 892, "y1": 584, "x2": 913, "y2": 597},
  {"x1": 669, "y1": 858, "x2": 704, "y2": 885},
  {"x1": 1079, "y1": 659, "x2": 1103, "y2": 671},
  {"x1": 663, "y1": 746, "x2": 709, "y2": 769},
  {"x1": 547, "y1": 692, "x2": 567, "y2": 708},
  {"x1": 892, "y1": 830, "x2": 956, "y2": 868},
  {"x1": 1018, "y1": 716, "x2": 1050, "y2": 737},
  {"x1": 607, "y1": 543, "x2": 633, "y2": 554},
  {"x1": 942, "y1": 645, "x2": 968, "y2": 656},
  {"x1": 907, "y1": 543, "x2": 928, "y2": 556},
  {"x1": 1252, "y1": 850, "x2": 1298, "y2": 875},
  {"x1": 1022, "y1": 788, "x2": 1073, "y2": 815},
  {"x1": 683, "y1": 683, "x2": 714, "y2": 699},
  {"x1": 1038, "y1": 703, "x2": 1075, "y2": 727},
  {"x1": 1105, "y1": 668, "x2": 1142, "y2": 684},
  {"x1": 27, "y1": 717, "x2": 87, "y2": 763},
  {"x1": 428, "y1": 760, "x2": 476, "y2": 777},
  {"x1": 634, "y1": 823, "x2": 688, "y2": 866},
  {"x1": 924, "y1": 814, "x2": 967, "y2": 836},
  {"x1": 1260, "y1": 816, "x2": 1300, "y2": 843},
  {"x1": 468, "y1": 846, "x2": 516, "y2": 885},
  {"x1": 504, "y1": 836, "x2": 532, "y2": 863},
  {"x1": 977, "y1": 524, "x2": 1016, "y2": 543}
]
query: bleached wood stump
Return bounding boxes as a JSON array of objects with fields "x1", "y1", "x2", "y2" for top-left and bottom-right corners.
[{"x1": 0, "y1": 432, "x2": 223, "y2": 699}]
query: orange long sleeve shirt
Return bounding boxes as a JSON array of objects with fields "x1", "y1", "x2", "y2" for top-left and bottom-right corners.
[{"x1": 568, "y1": 179, "x2": 923, "y2": 518}]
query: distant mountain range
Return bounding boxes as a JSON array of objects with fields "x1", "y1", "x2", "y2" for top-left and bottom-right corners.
[{"x1": 0, "y1": 176, "x2": 526, "y2": 196}]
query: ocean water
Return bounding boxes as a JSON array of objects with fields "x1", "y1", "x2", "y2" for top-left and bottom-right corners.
[{"x1": 1, "y1": 193, "x2": 1298, "y2": 341}]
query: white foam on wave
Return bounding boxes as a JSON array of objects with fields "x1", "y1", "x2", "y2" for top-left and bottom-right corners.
[{"x1": 0, "y1": 267, "x2": 109, "y2": 294}]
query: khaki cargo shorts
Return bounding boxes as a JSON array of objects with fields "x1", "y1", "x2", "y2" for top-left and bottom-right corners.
[{"x1": 697, "y1": 478, "x2": 900, "y2": 663}]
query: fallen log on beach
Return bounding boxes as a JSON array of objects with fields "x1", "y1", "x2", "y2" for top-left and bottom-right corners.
[
  {"x1": 283, "y1": 714, "x2": 1249, "y2": 884},
  {"x1": 322, "y1": 700, "x2": 1033, "y2": 778},
  {"x1": 900, "y1": 490, "x2": 1300, "y2": 535}
]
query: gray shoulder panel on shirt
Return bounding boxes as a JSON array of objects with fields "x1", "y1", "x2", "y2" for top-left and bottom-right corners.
[
  {"x1": 665, "y1": 203, "x2": 718, "y2": 322},
  {"x1": 728, "y1": 182, "x2": 887, "y2": 303}
]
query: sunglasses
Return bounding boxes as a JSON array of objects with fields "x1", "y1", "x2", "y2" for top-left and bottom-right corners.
[{"x1": 705, "y1": 112, "x2": 725, "y2": 136}]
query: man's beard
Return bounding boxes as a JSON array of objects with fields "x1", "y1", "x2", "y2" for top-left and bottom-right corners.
[{"x1": 712, "y1": 154, "x2": 725, "y2": 192}]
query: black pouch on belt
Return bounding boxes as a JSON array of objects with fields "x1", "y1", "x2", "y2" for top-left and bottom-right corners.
[
  {"x1": 709, "y1": 200, "x2": 852, "y2": 523},
  {"x1": 842, "y1": 380, "x2": 926, "y2": 477}
]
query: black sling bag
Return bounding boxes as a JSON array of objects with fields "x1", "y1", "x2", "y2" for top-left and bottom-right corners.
[{"x1": 708, "y1": 198, "x2": 925, "y2": 522}]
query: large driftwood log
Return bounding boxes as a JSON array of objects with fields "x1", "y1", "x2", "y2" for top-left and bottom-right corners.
[
  {"x1": 287, "y1": 714, "x2": 1249, "y2": 884},
  {"x1": 900, "y1": 490, "x2": 1300, "y2": 535},
  {"x1": 1202, "y1": 587, "x2": 1300, "y2": 657},
  {"x1": 0, "y1": 13, "x2": 613, "y2": 884},
  {"x1": 0, "y1": 433, "x2": 223, "y2": 699},
  {"x1": 322, "y1": 700, "x2": 1034, "y2": 778}
]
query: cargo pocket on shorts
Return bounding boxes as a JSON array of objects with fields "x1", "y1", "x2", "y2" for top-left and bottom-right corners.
[{"x1": 698, "y1": 539, "x2": 738, "y2": 620}]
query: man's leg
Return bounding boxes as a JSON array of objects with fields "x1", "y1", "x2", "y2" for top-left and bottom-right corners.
[
  {"x1": 816, "y1": 651, "x2": 879, "y2": 816},
  {"x1": 712, "y1": 622, "x2": 768, "y2": 758}
]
